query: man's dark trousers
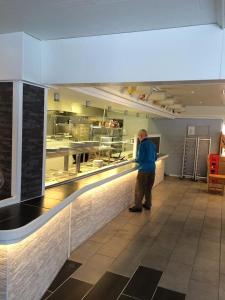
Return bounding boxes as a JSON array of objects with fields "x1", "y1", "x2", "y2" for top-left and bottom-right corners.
[{"x1": 135, "y1": 172, "x2": 155, "y2": 209}]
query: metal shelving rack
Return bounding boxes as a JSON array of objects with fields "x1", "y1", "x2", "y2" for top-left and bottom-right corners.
[
  {"x1": 181, "y1": 137, "x2": 211, "y2": 181},
  {"x1": 181, "y1": 137, "x2": 197, "y2": 179}
]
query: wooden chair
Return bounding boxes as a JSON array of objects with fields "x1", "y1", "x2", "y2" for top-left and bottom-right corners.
[{"x1": 208, "y1": 174, "x2": 225, "y2": 195}]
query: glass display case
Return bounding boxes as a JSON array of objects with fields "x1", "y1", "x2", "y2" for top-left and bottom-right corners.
[{"x1": 45, "y1": 110, "x2": 134, "y2": 187}]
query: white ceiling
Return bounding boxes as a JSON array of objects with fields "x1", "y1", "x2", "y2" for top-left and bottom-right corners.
[
  {"x1": 153, "y1": 83, "x2": 225, "y2": 106},
  {"x1": 97, "y1": 82, "x2": 225, "y2": 107},
  {"x1": 0, "y1": 0, "x2": 218, "y2": 40}
]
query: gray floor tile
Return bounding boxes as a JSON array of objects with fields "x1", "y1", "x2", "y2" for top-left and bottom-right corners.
[
  {"x1": 197, "y1": 239, "x2": 220, "y2": 262},
  {"x1": 187, "y1": 280, "x2": 218, "y2": 300},
  {"x1": 108, "y1": 214, "x2": 133, "y2": 230},
  {"x1": 175, "y1": 205, "x2": 192, "y2": 214},
  {"x1": 170, "y1": 242, "x2": 197, "y2": 266},
  {"x1": 70, "y1": 240, "x2": 102, "y2": 263},
  {"x1": 155, "y1": 230, "x2": 179, "y2": 250},
  {"x1": 220, "y1": 244, "x2": 225, "y2": 274},
  {"x1": 97, "y1": 236, "x2": 130, "y2": 258},
  {"x1": 178, "y1": 229, "x2": 200, "y2": 247},
  {"x1": 71, "y1": 254, "x2": 114, "y2": 284},
  {"x1": 108, "y1": 237, "x2": 151, "y2": 277},
  {"x1": 221, "y1": 232, "x2": 225, "y2": 244},
  {"x1": 184, "y1": 218, "x2": 204, "y2": 232},
  {"x1": 191, "y1": 268, "x2": 219, "y2": 287},
  {"x1": 128, "y1": 211, "x2": 151, "y2": 226},
  {"x1": 180, "y1": 197, "x2": 195, "y2": 206},
  {"x1": 89, "y1": 226, "x2": 117, "y2": 244},
  {"x1": 219, "y1": 274, "x2": 225, "y2": 300},
  {"x1": 159, "y1": 261, "x2": 192, "y2": 294},
  {"x1": 204, "y1": 217, "x2": 221, "y2": 230},
  {"x1": 194, "y1": 256, "x2": 220, "y2": 273},
  {"x1": 189, "y1": 209, "x2": 205, "y2": 218},
  {"x1": 192, "y1": 199, "x2": 208, "y2": 211},
  {"x1": 139, "y1": 222, "x2": 163, "y2": 238},
  {"x1": 201, "y1": 227, "x2": 221, "y2": 243},
  {"x1": 149, "y1": 211, "x2": 172, "y2": 225},
  {"x1": 114, "y1": 223, "x2": 142, "y2": 240},
  {"x1": 141, "y1": 242, "x2": 172, "y2": 271}
]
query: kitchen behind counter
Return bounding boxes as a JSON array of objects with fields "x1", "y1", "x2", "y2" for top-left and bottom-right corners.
[{"x1": 45, "y1": 135, "x2": 134, "y2": 187}]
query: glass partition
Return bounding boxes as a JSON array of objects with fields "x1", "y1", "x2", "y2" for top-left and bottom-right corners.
[{"x1": 45, "y1": 86, "x2": 152, "y2": 187}]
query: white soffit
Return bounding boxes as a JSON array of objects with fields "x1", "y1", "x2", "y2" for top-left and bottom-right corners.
[{"x1": 70, "y1": 87, "x2": 175, "y2": 119}]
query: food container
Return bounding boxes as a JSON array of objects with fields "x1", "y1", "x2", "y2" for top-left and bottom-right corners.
[{"x1": 93, "y1": 159, "x2": 104, "y2": 168}]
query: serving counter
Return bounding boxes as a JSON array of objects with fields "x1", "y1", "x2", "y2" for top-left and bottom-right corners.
[{"x1": 0, "y1": 155, "x2": 168, "y2": 300}]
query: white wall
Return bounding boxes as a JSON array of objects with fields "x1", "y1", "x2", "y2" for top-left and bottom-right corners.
[
  {"x1": 23, "y1": 33, "x2": 42, "y2": 83},
  {"x1": 42, "y1": 24, "x2": 223, "y2": 84},
  {"x1": 0, "y1": 32, "x2": 23, "y2": 80},
  {"x1": 0, "y1": 32, "x2": 42, "y2": 83},
  {"x1": 1, "y1": 26, "x2": 225, "y2": 86},
  {"x1": 122, "y1": 115, "x2": 149, "y2": 139},
  {"x1": 149, "y1": 118, "x2": 223, "y2": 176},
  {"x1": 220, "y1": 30, "x2": 225, "y2": 79}
]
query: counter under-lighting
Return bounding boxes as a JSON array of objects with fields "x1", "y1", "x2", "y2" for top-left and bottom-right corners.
[{"x1": 0, "y1": 155, "x2": 168, "y2": 300}]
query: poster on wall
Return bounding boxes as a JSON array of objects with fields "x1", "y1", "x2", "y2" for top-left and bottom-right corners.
[{"x1": 187, "y1": 126, "x2": 195, "y2": 136}]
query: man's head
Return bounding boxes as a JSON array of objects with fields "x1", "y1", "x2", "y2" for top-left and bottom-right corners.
[{"x1": 138, "y1": 129, "x2": 148, "y2": 142}]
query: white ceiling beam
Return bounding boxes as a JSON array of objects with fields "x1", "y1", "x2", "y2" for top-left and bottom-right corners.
[{"x1": 216, "y1": 0, "x2": 225, "y2": 28}]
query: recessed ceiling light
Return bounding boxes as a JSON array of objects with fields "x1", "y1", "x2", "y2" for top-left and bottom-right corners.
[{"x1": 191, "y1": 91, "x2": 195, "y2": 94}]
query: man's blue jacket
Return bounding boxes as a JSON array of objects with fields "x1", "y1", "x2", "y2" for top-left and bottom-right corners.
[{"x1": 136, "y1": 138, "x2": 157, "y2": 173}]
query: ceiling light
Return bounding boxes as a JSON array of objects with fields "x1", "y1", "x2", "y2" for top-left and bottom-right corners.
[
  {"x1": 199, "y1": 101, "x2": 203, "y2": 105},
  {"x1": 191, "y1": 91, "x2": 195, "y2": 94}
]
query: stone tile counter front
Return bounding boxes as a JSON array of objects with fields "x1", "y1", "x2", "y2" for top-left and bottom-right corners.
[
  {"x1": 0, "y1": 82, "x2": 13, "y2": 199},
  {"x1": 0, "y1": 156, "x2": 168, "y2": 300}
]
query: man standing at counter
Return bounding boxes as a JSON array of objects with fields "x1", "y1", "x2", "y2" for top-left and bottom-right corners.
[{"x1": 129, "y1": 129, "x2": 157, "y2": 213}]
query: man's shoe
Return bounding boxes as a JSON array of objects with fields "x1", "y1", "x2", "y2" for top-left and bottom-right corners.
[
  {"x1": 129, "y1": 206, "x2": 142, "y2": 213},
  {"x1": 143, "y1": 204, "x2": 151, "y2": 210}
]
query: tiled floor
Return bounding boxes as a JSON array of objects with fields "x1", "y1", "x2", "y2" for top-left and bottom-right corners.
[{"x1": 42, "y1": 177, "x2": 225, "y2": 300}]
